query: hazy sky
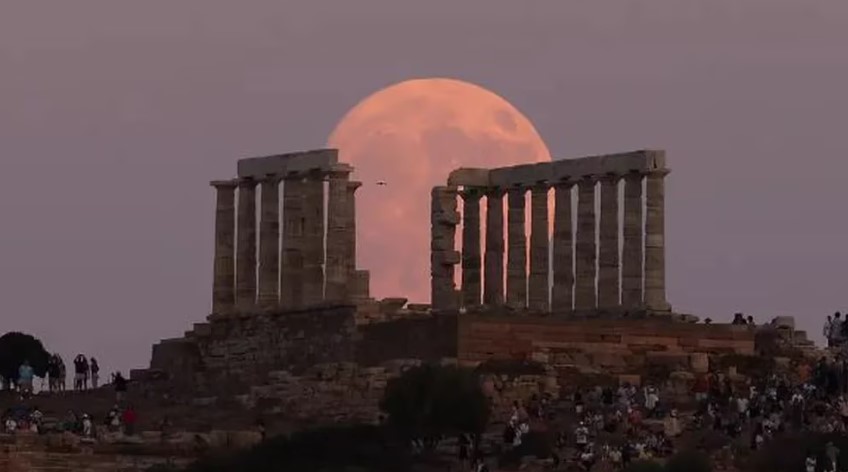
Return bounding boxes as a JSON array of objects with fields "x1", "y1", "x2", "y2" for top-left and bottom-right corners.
[{"x1": 2, "y1": 1, "x2": 848, "y2": 375}]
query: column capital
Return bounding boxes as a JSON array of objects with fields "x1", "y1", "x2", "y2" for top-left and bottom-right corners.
[
  {"x1": 210, "y1": 179, "x2": 238, "y2": 189},
  {"x1": 237, "y1": 177, "x2": 258, "y2": 188},
  {"x1": 327, "y1": 164, "x2": 354, "y2": 179},
  {"x1": 484, "y1": 187, "x2": 507, "y2": 198},
  {"x1": 459, "y1": 187, "x2": 485, "y2": 200},
  {"x1": 599, "y1": 172, "x2": 623, "y2": 183},
  {"x1": 260, "y1": 173, "x2": 282, "y2": 184},
  {"x1": 346, "y1": 180, "x2": 363, "y2": 193},
  {"x1": 645, "y1": 168, "x2": 671, "y2": 178},
  {"x1": 552, "y1": 178, "x2": 575, "y2": 189},
  {"x1": 530, "y1": 181, "x2": 550, "y2": 192}
]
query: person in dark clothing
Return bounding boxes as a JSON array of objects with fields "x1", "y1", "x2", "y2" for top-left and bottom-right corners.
[{"x1": 113, "y1": 372, "x2": 128, "y2": 402}]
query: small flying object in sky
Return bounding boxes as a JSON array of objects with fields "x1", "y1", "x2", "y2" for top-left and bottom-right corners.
[{"x1": 376, "y1": 180, "x2": 387, "y2": 186}]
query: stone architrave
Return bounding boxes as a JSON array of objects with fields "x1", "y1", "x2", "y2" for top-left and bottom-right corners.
[
  {"x1": 302, "y1": 173, "x2": 326, "y2": 305},
  {"x1": 235, "y1": 178, "x2": 258, "y2": 309},
  {"x1": 644, "y1": 169, "x2": 671, "y2": 311},
  {"x1": 257, "y1": 175, "x2": 281, "y2": 307},
  {"x1": 506, "y1": 187, "x2": 527, "y2": 310},
  {"x1": 528, "y1": 183, "x2": 550, "y2": 311},
  {"x1": 621, "y1": 172, "x2": 644, "y2": 309},
  {"x1": 598, "y1": 174, "x2": 621, "y2": 309},
  {"x1": 483, "y1": 188, "x2": 505, "y2": 306},
  {"x1": 574, "y1": 177, "x2": 597, "y2": 310},
  {"x1": 325, "y1": 166, "x2": 352, "y2": 302},
  {"x1": 551, "y1": 180, "x2": 574, "y2": 312},
  {"x1": 211, "y1": 180, "x2": 237, "y2": 314},
  {"x1": 430, "y1": 186, "x2": 460, "y2": 311},
  {"x1": 280, "y1": 176, "x2": 306, "y2": 308},
  {"x1": 460, "y1": 188, "x2": 482, "y2": 307}
]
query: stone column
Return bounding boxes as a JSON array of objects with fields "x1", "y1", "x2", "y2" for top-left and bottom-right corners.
[
  {"x1": 551, "y1": 180, "x2": 574, "y2": 313},
  {"x1": 347, "y1": 181, "x2": 368, "y2": 301},
  {"x1": 621, "y1": 172, "x2": 644, "y2": 309},
  {"x1": 211, "y1": 180, "x2": 237, "y2": 314},
  {"x1": 528, "y1": 183, "x2": 550, "y2": 311},
  {"x1": 574, "y1": 177, "x2": 597, "y2": 310},
  {"x1": 235, "y1": 178, "x2": 258, "y2": 309},
  {"x1": 644, "y1": 169, "x2": 671, "y2": 311},
  {"x1": 280, "y1": 176, "x2": 305, "y2": 309},
  {"x1": 483, "y1": 188, "x2": 505, "y2": 306},
  {"x1": 506, "y1": 187, "x2": 527, "y2": 310},
  {"x1": 460, "y1": 188, "x2": 482, "y2": 307},
  {"x1": 431, "y1": 186, "x2": 460, "y2": 311},
  {"x1": 598, "y1": 174, "x2": 621, "y2": 309},
  {"x1": 302, "y1": 173, "x2": 326, "y2": 305},
  {"x1": 257, "y1": 175, "x2": 281, "y2": 307},
  {"x1": 325, "y1": 165, "x2": 353, "y2": 302}
]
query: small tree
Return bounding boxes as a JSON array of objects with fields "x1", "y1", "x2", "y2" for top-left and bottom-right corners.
[
  {"x1": 380, "y1": 364, "x2": 490, "y2": 451},
  {"x1": 0, "y1": 332, "x2": 50, "y2": 388}
]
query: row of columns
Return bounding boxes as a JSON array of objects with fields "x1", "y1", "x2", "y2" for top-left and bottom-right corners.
[
  {"x1": 432, "y1": 169, "x2": 670, "y2": 313},
  {"x1": 210, "y1": 166, "x2": 361, "y2": 314}
]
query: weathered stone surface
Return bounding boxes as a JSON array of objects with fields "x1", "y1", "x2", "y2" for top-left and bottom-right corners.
[
  {"x1": 211, "y1": 180, "x2": 237, "y2": 314},
  {"x1": 280, "y1": 177, "x2": 305, "y2": 308},
  {"x1": 258, "y1": 175, "x2": 281, "y2": 306},
  {"x1": 574, "y1": 177, "x2": 597, "y2": 310},
  {"x1": 621, "y1": 172, "x2": 644, "y2": 309},
  {"x1": 302, "y1": 175, "x2": 325, "y2": 305},
  {"x1": 346, "y1": 181, "x2": 362, "y2": 283},
  {"x1": 483, "y1": 189, "x2": 505, "y2": 306},
  {"x1": 460, "y1": 188, "x2": 482, "y2": 307},
  {"x1": 644, "y1": 167, "x2": 671, "y2": 311},
  {"x1": 506, "y1": 187, "x2": 527, "y2": 310},
  {"x1": 431, "y1": 186, "x2": 459, "y2": 311},
  {"x1": 528, "y1": 184, "x2": 550, "y2": 311},
  {"x1": 551, "y1": 181, "x2": 574, "y2": 312},
  {"x1": 236, "y1": 178, "x2": 258, "y2": 309},
  {"x1": 237, "y1": 148, "x2": 338, "y2": 179},
  {"x1": 598, "y1": 174, "x2": 620, "y2": 309},
  {"x1": 325, "y1": 166, "x2": 353, "y2": 302}
]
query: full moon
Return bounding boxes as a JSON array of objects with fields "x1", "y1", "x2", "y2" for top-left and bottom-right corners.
[{"x1": 328, "y1": 77, "x2": 551, "y2": 303}]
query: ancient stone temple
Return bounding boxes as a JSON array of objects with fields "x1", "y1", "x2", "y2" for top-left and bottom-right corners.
[
  {"x1": 433, "y1": 149, "x2": 671, "y2": 315},
  {"x1": 209, "y1": 149, "x2": 370, "y2": 314}
]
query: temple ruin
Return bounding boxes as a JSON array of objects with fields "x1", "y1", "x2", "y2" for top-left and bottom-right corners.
[
  {"x1": 432, "y1": 149, "x2": 671, "y2": 315},
  {"x1": 208, "y1": 149, "x2": 370, "y2": 314}
]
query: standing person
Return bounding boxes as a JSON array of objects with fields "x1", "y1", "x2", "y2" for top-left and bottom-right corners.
[
  {"x1": 18, "y1": 361, "x2": 34, "y2": 399},
  {"x1": 826, "y1": 315, "x2": 835, "y2": 347},
  {"x1": 113, "y1": 372, "x2": 127, "y2": 403},
  {"x1": 834, "y1": 313, "x2": 844, "y2": 346},
  {"x1": 57, "y1": 355, "x2": 66, "y2": 392},
  {"x1": 89, "y1": 358, "x2": 100, "y2": 389},
  {"x1": 73, "y1": 355, "x2": 85, "y2": 391},
  {"x1": 81, "y1": 356, "x2": 89, "y2": 390},
  {"x1": 121, "y1": 405, "x2": 137, "y2": 436}
]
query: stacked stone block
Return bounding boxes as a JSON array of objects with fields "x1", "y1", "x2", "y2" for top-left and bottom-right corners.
[{"x1": 430, "y1": 186, "x2": 460, "y2": 311}]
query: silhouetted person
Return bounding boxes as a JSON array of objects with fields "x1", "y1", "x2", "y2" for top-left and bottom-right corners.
[
  {"x1": 113, "y1": 372, "x2": 127, "y2": 403},
  {"x1": 89, "y1": 358, "x2": 99, "y2": 389}
]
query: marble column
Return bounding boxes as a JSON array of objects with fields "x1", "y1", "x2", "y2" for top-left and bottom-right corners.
[
  {"x1": 551, "y1": 180, "x2": 574, "y2": 313},
  {"x1": 280, "y1": 176, "x2": 305, "y2": 309},
  {"x1": 460, "y1": 188, "x2": 482, "y2": 307},
  {"x1": 644, "y1": 169, "x2": 671, "y2": 311},
  {"x1": 211, "y1": 180, "x2": 237, "y2": 314},
  {"x1": 506, "y1": 187, "x2": 527, "y2": 310},
  {"x1": 325, "y1": 165, "x2": 353, "y2": 302},
  {"x1": 431, "y1": 186, "x2": 460, "y2": 311},
  {"x1": 302, "y1": 173, "x2": 326, "y2": 305},
  {"x1": 574, "y1": 177, "x2": 597, "y2": 310},
  {"x1": 346, "y1": 181, "x2": 362, "y2": 279},
  {"x1": 483, "y1": 188, "x2": 505, "y2": 306},
  {"x1": 257, "y1": 175, "x2": 281, "y2": 307},
  {"x1": 528, "y1": 183, "x2": 550, "y2": 311},
  {"x1": 235, "y1": 178, "x2": 258, "y2": 309},
  {"x1": 598, "y1": 174, "x2": 621, "y2": 309},
  {"x1": 621, "y1": 172, "x2": 644, "y2": 309}
]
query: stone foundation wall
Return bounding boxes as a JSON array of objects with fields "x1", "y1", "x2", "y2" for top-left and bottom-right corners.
[
  {"x1": 150, "y1": 305, "x2": 358, "y2": 389},
  {"x1": 459, "y1": 315, "x2": 755, "y2": 375}
]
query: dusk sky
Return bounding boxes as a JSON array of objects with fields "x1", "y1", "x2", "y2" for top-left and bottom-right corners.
[{"x1": 2, "y1": 1, "x2": 848, "y2": 376}]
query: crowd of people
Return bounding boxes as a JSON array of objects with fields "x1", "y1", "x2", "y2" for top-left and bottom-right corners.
[
  {"x1": 478, "y1": 318, "x2": 848, "y2": 471},
  {"x1": 2, "y1": 402, "x2": 140, "y2": 438}
]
